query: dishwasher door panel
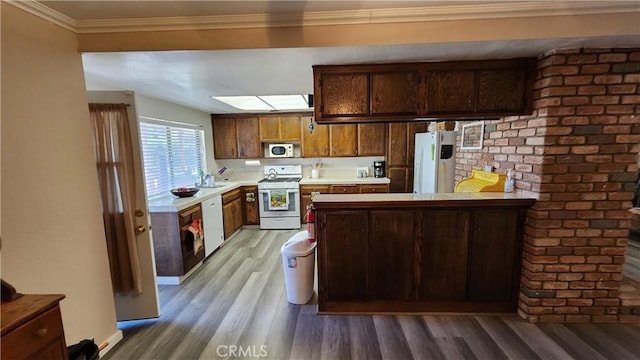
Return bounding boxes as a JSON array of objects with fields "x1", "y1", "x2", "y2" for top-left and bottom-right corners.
[{"x1": 202, "y1": 195, "x2": 224, "y2": 257}]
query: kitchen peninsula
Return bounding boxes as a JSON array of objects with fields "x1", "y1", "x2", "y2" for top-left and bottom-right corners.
[
  {"x1": 313, "y1": 192, "x2": 535, "y2": 313},
  {"x1": 147, "y1": 181, "x2": 256, "y2": 284}
]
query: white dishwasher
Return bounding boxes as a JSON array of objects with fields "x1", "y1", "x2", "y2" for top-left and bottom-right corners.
[{"x1": 202, "y1": 195, "x2": 224, "y2": 257}]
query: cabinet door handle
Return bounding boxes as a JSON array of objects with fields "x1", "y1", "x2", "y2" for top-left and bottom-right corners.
[{"x1": 35, "y1": 328, "x2": 48, "y2": 338}]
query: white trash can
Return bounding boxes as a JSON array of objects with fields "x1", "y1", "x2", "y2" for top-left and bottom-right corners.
[{"x1": 281, "y1": 231, "x2": 317, "y2": 304}]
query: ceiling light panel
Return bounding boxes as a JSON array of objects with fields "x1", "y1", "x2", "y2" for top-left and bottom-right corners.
[
  {"x1": 212, "y1": 96, "x2": 273, "y2": 111},
  {"x1": 212, "y1": 95, "x2": 310, "y2": 111},
  {"x1": 259, "y1": 95, "x2": 309, "y2": 110}
]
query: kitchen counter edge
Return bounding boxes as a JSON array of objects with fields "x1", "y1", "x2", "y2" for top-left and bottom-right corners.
[
  {"x1": 313, "y1": 192, "x2": 536, "y2": 208},
  {"x1": 148, "y1": 180, "x2": 256, "y2": 212}
]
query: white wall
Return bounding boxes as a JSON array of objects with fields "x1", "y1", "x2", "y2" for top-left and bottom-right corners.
[{"x1": 1, "y1": 3, "x2": 118, "y2": 346}]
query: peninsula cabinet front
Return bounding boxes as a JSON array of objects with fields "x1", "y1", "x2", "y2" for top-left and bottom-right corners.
[
  {"x1": 315, "y1": 196, "x2": 534, "y2": 313},
  {"x1": 151, "y1": 204, "x2": 205, "y2": 276}
]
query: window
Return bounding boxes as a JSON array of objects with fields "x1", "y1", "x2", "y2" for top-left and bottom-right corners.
[{"x1": 139, "y1": 117, "x2": 205, "y2": 198}]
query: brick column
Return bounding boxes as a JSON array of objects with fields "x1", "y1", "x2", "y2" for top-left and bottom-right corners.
[{"x1": 456, "y1": 48, "x2": 640, "y2": 323}]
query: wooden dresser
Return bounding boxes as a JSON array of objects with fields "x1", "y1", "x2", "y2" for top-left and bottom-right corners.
[{"x1": 1, "y1": 294, "x2": 67, "y2": 360}]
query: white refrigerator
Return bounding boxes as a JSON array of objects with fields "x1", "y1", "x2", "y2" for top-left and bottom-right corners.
[{"x1": 413, "y1": 131, "x2": 457, "y2": 193}]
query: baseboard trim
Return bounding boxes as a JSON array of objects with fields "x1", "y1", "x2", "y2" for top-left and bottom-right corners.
[{"x1": 99, "y1": 330, "x2": 123, "y2": 358}]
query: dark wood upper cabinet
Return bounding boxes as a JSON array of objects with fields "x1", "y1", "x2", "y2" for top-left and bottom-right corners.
[
  {"x1": 477, "y1": 69, "x2": 528, "y2": 112},
  {"x1": 387, "y1": 122, "x2": 409, "y2": 167},
  {"x1": 301, "y1": 116, "x2": 330, "y2": 157},
  {"x1": 313, "y1": 58, "x2": 535, "y2": 123},
  {"x1": 235, "y1": 116, "x2": 261, "y2": 158},
  {"x1": 329, "y1": 124, "x2": 358, "y2": 157},
  {"x1": 387, "y1": 167, "x2": 410, "y2": 193},
  {"x1": 371, "y1": 71, "x2": 419, "y2": 115},
  {"x1": 320, "y1": 73, "x2": 369, "y2": 117},
  {"x1": 425, "y1": 70, "x2": 476, "y2": 114},
  {"x1": 357, "y1": 123, "x2": 386, "y2": 156},
  {"x1": 386, "y1": 121, "x2": 428, "y2": 193},
  {"x1": 259, "y1": 116, "x2": 280, "y2": 141},
  {"x1": 212, "y1": 115, "x2": 260, "y2": 159},
  {"x1": 279, "y1": 115, "x2": 302, "y2": 141},
  {"x1": 259, "y1": 114, "x2": 301, "y2": 142},
  {"x1": 212, "y1": 117, "x2": 238, "y2": 159}
]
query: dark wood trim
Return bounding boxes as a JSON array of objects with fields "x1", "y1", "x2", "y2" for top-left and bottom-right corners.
[
  {"x1": 312, "y1": 58, "x2": 533, "y2": 73},
  {"x1": 313, "y1": 197, "x2": 536, "y2": 210},
  {"x1": 318, "y1": 300, "x2": 516, "y2": 314}
]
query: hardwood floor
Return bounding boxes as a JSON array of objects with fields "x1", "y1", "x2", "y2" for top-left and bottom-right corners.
[{"x1": 104, "y1": 228, "x2": 640, "y2": 360}]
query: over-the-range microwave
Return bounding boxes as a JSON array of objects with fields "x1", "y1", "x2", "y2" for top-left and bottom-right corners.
[{"x1": 267, "y1": 143, "x2": 294, "y2": 158}]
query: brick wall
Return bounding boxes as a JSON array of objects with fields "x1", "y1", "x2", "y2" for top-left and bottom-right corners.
[{"x1": 456, "y1": 48, "x2": 640, "y2": 323}]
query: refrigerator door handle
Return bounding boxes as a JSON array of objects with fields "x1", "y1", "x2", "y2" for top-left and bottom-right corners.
[{"x1": 431, "y1": 144, "x2": 435, "y2": 161}]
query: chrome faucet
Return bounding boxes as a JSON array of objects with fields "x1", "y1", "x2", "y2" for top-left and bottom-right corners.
[{"x1": 199, "y1": 173, "x2": 212, "y2": 187}]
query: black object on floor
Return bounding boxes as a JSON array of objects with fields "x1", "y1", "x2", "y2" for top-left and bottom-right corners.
[{"x1": 68, "y1": 339, "x2": 99, "y2": 360}]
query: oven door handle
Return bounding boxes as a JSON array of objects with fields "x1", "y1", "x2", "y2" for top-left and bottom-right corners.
[{"x1": 258, "y1": 189, "x2": 299, "y2": 194}]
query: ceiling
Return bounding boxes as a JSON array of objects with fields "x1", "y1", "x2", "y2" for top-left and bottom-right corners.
[{"x1": 31, "y1": 1, "x2": 640, "y2": 114}]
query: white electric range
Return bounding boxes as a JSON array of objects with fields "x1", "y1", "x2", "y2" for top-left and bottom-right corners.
[{"x1": 257, "y1": 165, "x2": 302, "y2": 229}]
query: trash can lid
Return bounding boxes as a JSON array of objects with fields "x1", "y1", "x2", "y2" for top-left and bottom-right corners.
[{"x1": 281, "y1": 231, "x2": 316, "y2": 256}]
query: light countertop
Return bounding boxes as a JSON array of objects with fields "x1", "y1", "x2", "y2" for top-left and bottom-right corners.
[
  {"x1": 148, "y1": 176, "x2": 390, "y2": 212},
  {"x1": 313, "y1": 192, "x2": 535, "y2": 204},
  {"x1": 148, "y1": 180, "x2": 253, "y2": 212}
]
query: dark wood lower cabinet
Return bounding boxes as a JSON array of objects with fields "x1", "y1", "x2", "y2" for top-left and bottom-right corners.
[
  {"x1": 387, "y1": 167, "x2": 410, "y2": 193},
  {"x1": 151, "y1": 204, "x2": 205, "y2": 276},
  {"x1": 468, "y1": 210, "x2": 520, "y2": 302},
  {"x1": 315, "y1": 195, "x2": 534, "y2": 313},
  {"x1": 370, "y1": 210, "x2": 416, "y2": 301},
  {"x1": 421, "y1": 210, "x2": 470, "y2": 301},
  {"x1": 242, "y1": 186, "x2": 259, "y2": 225},
  {"x1": 321, "y1": 211, "x2": 369, "y2": 301},
  {"x1": 222, "y1": 188, "x2": 243, "y2": 238}
]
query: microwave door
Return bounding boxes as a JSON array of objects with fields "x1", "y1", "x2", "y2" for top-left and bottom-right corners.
[{"x1": 271, "y1": 146, "x2": 285, "y2": 156}]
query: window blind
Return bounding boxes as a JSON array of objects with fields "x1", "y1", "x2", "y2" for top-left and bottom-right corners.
[{"x1": 139, "y1": 118, "x2": 205, "y2": 198}]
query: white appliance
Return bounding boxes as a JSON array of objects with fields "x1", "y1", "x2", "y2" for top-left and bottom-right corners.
[
  {"x1": 258, "y1": 165, "x2": 302, "y2": 229},
  {"x1": 201, "y1": 195, "x2": 224, "y2": 257},
  {"x1": 267, "y1": 143, "x2": 294, "y2": 158},
  {"x1": 414, "y1": 131, "x2": 457, "y2": 193}
]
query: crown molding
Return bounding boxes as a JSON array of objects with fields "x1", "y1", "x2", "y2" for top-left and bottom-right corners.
[
  {"x1": 8, "y1": 1, "x2": 640, "y2": 34},
  {"x1": 6, "y1": 0, "x2": 76, "y2": 32}
]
